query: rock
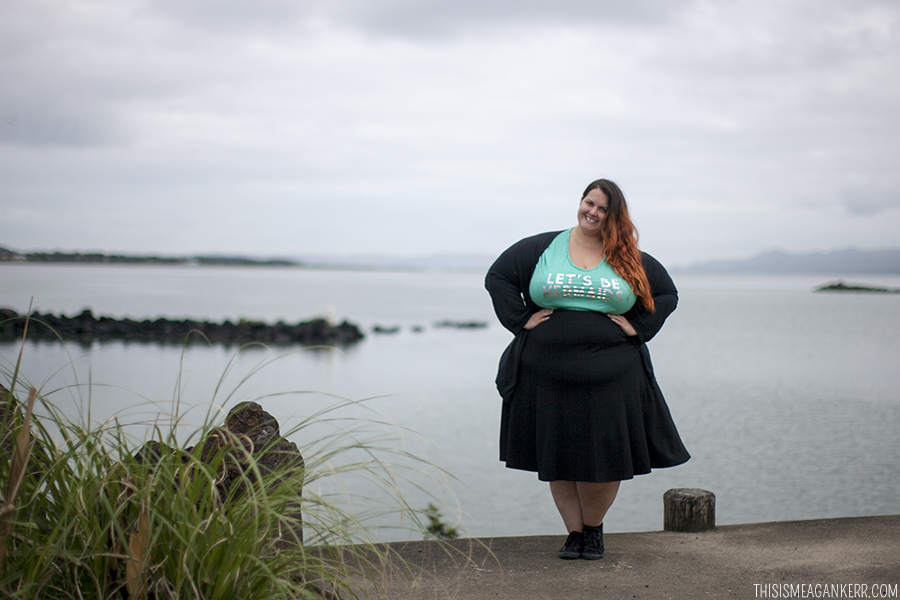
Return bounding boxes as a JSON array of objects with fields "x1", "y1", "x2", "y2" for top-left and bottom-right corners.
[
  {"x1": 372, "y1": 325, "x2": 401, "y2": 334},
  {"x1": 433, "y1": 320, "x2": 488, "y2": 328},
  {"x1": 136, "y1": 401, "x2": 305, "y2": 546},
  {"x1": 0, "y1": 307, "x2": 364, "y2": 347},
  {"x1": 133, "y1": 439, "x2": 185, "y2": 467},
  {"x1": 225, "y1": 401, "x2": 281, "y2": 443},
  {"x1": 815, "y1": 280, "x2": 900, "y2": 293}
]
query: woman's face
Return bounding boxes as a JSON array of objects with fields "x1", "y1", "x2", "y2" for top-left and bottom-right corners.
[{"x1": 577, "y1": 188, "x2": 609, "y2": 235}]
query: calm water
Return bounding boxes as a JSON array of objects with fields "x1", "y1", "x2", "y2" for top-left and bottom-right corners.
[{"x1": 2, "y1": 263, "x2": 899, "y2": 539}]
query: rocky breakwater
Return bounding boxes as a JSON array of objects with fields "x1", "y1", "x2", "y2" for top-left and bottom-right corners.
[{"x1": 0, "y1": 307, "x2": 364, "y2": 346}]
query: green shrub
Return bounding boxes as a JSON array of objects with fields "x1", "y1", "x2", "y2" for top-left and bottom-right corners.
[
  {"x1": 0, "y1": 374, "x2": 462, "y2": 599},
  {"x1": 0, "y1": 386, "x2": 365, "y2": 599},
  {"x1": 422, "y1": 504, "x2": 460, "y2": 540}
]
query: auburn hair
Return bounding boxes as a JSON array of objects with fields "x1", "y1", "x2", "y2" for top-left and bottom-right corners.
[{"x1": 582, "y1": 179, "x2": 655, "y2": 312}]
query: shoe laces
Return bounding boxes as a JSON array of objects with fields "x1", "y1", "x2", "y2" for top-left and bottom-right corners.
[{"x1": 583, "y1": 528, "x2": 602, "y2": 551}]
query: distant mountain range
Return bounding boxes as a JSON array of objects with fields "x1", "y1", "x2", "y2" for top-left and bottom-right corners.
[
  {"x1": 3, "y1": 245, "x2": 899, "y2": 274},
  {"x1": 677, "y1": 248, "x2": 900, "y2": 275}
]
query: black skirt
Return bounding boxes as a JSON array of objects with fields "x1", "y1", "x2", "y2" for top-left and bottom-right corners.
[{"x1": 499, "y1": 309, "x2": 690, "y2": 482}]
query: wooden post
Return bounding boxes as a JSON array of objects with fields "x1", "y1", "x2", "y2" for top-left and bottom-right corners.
[{"x1": 664, "y1": 488, "x2": 715, "y2": 532}]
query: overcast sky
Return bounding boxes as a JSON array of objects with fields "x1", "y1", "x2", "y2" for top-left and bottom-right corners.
[{"x1": 2, "y1": 0, "x2": 898, "y2": 266}]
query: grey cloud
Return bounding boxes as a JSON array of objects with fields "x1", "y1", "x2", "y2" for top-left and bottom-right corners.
[
  {"x1": 147, "y1": 0, "x2": 307, "y2": 33},
  {"x1": 322, "y1": 0, "x2": 691, "y2": 37},
  {"x1": 1, "y1": 5, "x2": 142, "y2": 147},
  {"x1": 841, "y1": 182, "x2": 900, "y2": 215},
  {"x1": 0, "y1": 103, "x2": 128, "y2": 147},
  {"x1": 149, "y1": 0, "x2": 692, "y2": 37}
]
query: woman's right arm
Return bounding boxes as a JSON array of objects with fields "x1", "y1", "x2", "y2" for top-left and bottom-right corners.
[
  {"x1": 485, "y1": 232, "x2": 559, "y2": 335},
  {"x1": 485, "y1": 246, "x2": 532, "y2": 335}
]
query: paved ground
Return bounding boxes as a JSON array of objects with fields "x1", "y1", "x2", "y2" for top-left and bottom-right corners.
[{"x1": 356, "y1": 515, "x2": 900, "y2": 600}]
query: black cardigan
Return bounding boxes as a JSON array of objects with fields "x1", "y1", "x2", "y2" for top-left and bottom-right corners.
[{"x1": 484, "y1": 230, "x2": 678, "y2": 399}]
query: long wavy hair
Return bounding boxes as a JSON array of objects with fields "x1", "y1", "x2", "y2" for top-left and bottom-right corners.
[{"x1": 582, "y1": 179, "x2": 655, "y2": 312}]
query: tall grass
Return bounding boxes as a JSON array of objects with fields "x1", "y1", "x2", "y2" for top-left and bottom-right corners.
[{"x1": 0, "y1": 323, "x2": 467, "y2": 599}]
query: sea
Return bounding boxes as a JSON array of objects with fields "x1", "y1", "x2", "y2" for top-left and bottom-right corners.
[{"x1": 2, "y1": 263, "x2": 899, "y2": 541}]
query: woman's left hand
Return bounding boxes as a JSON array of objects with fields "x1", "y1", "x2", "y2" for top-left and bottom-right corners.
[{"x1": 609, "y1": 314, "x2": 637, "y2": 336}]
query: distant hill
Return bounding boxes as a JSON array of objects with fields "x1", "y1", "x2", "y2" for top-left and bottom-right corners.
[
  {"x1": 679, "y1": 248, "x2": 900, "y2": 275},
  {"x1": 0, "y1": 247, "x2": 299, "y2": 267}
]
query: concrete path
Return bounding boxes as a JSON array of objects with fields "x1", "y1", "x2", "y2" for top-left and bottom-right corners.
[{"x1": 359, "y1": 515, "x2": 900, "y2": 600}]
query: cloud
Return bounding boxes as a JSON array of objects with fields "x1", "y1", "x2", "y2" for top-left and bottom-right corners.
[
  {"x1": 840, "y1": 181, "x2": 900, "y2": 215},
  {"x1": 148, "y1": 0, "x2": 691, "y2": 38},
  {"x1": 0, "y1": 101, "x2": 129, "y2": 147},
  {"x1": 2, "y1": 0, "x2": 900, "y2": 262},
  {"x1": 320, "y1": 0, "x2": 689, "y2": 38}
]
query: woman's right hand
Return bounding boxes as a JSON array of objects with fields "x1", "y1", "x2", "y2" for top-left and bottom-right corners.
[{"x1": 523, "y1": 308, "x2": 554, "y2": 330}]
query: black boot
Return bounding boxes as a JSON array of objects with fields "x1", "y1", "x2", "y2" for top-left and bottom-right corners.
[
  {"x1": 558, "y1": 531, "x2": 584, "y2": 559},
  {"x1": 581, "y1": 524, "x2": 604, "y2": 560}
]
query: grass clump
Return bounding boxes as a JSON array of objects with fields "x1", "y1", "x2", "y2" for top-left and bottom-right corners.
[
  {"x1": 0, "y1": 376, "x2": 464, "y2": 599},
  {"x1": 0, "y1": 381, "x2": 359, "y2": 599}
]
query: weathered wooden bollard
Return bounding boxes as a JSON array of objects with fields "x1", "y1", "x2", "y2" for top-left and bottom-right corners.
[{"x1": 664, "y1": 488, "x2": 715, "y2": 532}]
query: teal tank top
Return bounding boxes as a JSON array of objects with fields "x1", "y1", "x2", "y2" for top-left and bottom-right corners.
[{"x1": 528, "y1": 229, "x2": 636, "y2": 314}]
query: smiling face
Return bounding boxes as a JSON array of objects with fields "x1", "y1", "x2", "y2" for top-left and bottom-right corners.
[{"x1": 577, "y1": 187, "x2": 609, "y2": 237}]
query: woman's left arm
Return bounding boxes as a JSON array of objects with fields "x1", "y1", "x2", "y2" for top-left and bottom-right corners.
[{"x1": 619, "y1": 253, "x2": 678, "y2": 343}]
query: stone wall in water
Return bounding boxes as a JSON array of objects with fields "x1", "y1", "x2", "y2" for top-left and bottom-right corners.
[{"x1": 0, "y1": 308, "x2": 364, "y2": 346}]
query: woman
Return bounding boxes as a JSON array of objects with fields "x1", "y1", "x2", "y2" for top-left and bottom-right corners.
[{"x1": 485, "y1": 178, "x2": 689, "y2": 560}]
